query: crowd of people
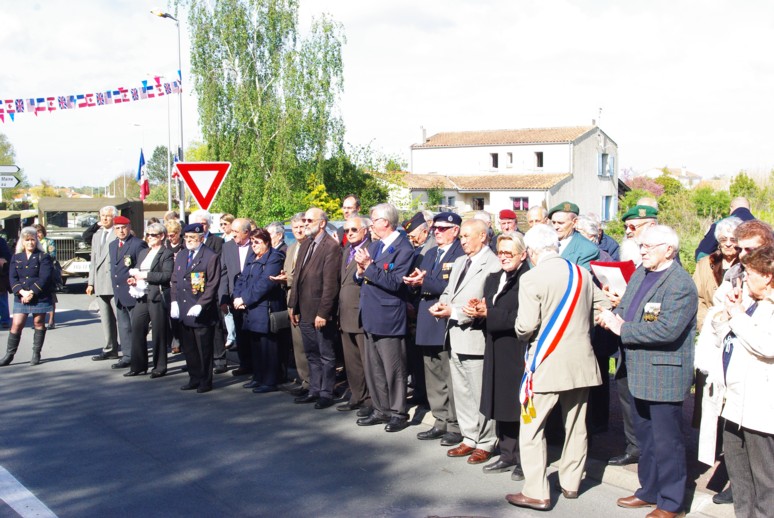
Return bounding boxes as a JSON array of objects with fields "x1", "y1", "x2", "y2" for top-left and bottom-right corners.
[{"x1": 1, "y1": 193, "x2": 772, "y2": 517}]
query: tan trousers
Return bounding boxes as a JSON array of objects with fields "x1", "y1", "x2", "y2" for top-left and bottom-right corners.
[{"x1": 519, "y1": 388, "x2": 590, "y2": 500}]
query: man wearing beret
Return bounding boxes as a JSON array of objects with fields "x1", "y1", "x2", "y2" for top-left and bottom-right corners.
[
  {"x1": 404, "y1": 212, "x2": 465, "y2": 446},
  {"x1": 108, "y1": 215, "x2": 148, "y2": 369},
  {"x1": 171, "y1": 223, "x2": 222, "y2": 393},
  {"x1": 548, "y1": 201, "x2": 599, "y2": 270},
  {"x1": 498, "y1": 209, "x2": 522, "y2": 236},
  {"x1": 622, "y1": 205, "x2": 658, "y2": 243}
]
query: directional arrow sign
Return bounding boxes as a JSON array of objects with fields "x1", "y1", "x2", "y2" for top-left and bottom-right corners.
[
  {"x1": 0, "y1": 175, "x2": 20, "y2": 188},
  {"x1": 175, "y1": 162, "x2": 231, "y2": 211},
  {"x1": 0, "y1": 165, "x2": 20, "y2": 174}
]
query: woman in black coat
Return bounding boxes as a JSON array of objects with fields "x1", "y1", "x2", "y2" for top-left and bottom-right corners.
[
  {"x1": 125, "y1": 222, "x2": 174, "y2": 377},
  {"x1": 464, "y1": 233, "x2": 529, "y2": 478}
]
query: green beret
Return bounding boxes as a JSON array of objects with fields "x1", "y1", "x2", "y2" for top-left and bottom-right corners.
[
  {"x1": 547, "y1": 201, "x2": 579, "y2": 218},
  {"x1": 621, "y1": 205, "x2": 658, "y2": 222}
]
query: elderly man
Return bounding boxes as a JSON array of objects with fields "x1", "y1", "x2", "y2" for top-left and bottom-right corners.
[
  {"x1": 289, "y1": 208, "x2": 342, "y2": 409},
  {"x1": 405, "y1": 212, "x2": 465, "y2": 446},
  {"x1": 598, "y1": 225, "x2": 697, "y2": 518},
  {"x1": 526, "y1": 206, "x2": 549, "y2": 228},
  {"x1": 219, "y1": 218, "x2": 254, "y2": 377},
  {"x1": 497, "y1": 209, "x2": 521, "y2": 236},
  {"x1": 429, "y1": 218, "x2": 502, "y2": 463},
  {"x1": 107, "y1": 215, "x2": 148, "y2": 369},
  {"x1": 337, "y1": 215, "x2": 372, "y2": 413},
  {"x1": 354, "y1": 203, "x2": 415, "y2": 432},
  {"x1": 505, "y1": 224, "x2": 607, "y2": 511},
  {"x1": 88, "y1": 206, "x2": 121, "y2": 361},
  {"x1": 171, "y1": 223, "x2": 222, "y2": 393},
  {"x1": 267, "y1": 221, "x2": 287, "y2": 255},
  {"x1": 548, "y1": 201, "x2": 600, "y2": 270},
  {"x1": 623, "y1": 205, "x2": 659, "y2": 243}
]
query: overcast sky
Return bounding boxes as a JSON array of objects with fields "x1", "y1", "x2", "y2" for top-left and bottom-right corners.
[{"x1": 2, "y1": 0, "x2": 773, "y2": 188}]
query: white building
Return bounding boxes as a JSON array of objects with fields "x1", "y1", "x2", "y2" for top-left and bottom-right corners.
[
  {"x1": 396, "y1": 125, "x2": 619, "y2": 220},
  {"x1": 638, "y1": 166, "x2": 702, "y2": 189}
]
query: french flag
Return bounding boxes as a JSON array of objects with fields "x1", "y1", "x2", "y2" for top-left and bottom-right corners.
[{"x1": 137, "y1": 149, "x2": 150, "y2": 201}]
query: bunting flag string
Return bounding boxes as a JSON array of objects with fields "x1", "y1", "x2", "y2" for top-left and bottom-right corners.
[{"x1": 0, "y1": 72, "x2": 182, "y2": 124}]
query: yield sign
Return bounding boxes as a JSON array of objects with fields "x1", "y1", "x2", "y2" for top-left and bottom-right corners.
[{"x1": 175, "y1": 162, "x2": 231, "y2": 211}]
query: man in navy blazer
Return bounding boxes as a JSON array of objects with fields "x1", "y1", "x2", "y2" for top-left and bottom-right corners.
[
  {"x1": 108, "y1": 215, "x2": 148, "y2": 369},
  {"x1": 598, "y1": 225, "x2": 697, "y2": 518},
  {"x1": 171, "y1": 223, "x2": 222, "y2": 393},
  {"x1": 548, "y1": 202, "x2": 600, "y2": 271},
  {"x1": 354, "y1": 203, "x2": 415, "y2": 432},
  {"x1": 404, "y1": 212, "x2": 465, "y2": 445}
]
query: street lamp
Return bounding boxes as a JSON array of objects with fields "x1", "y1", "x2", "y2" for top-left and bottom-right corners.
[{"x1": 151, "y1": 8, "x2": 185, "y2": 213}]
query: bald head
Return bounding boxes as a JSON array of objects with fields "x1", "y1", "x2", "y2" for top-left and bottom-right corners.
[
  {"x1": 460, "y1": 219, "x2": 488, "y2": 256},
  {"x1": 730, "y1": 196, "x2": 750, "y2": 212}
]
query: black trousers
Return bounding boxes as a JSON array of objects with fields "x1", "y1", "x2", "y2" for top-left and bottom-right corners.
[
  {"x1": 181, "y1": 325, "x2": 215, "y2": 389},
  {"x1": 249, "y1": 331, "x2": 279, "y2": 388},
  {"x1": 129, "y1": 298, "x2": 169, "y2": 374}
]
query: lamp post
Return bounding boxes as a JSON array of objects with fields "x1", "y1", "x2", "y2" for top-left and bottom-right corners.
[{"x1": 151, "y1": 9, "x2": 185, "y2": 213}]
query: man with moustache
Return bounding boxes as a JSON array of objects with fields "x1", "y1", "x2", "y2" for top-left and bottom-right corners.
[
  {"x1": 289, "y1": 208, "x2": 342, "y2": 409},
  {"x1": 88, "y1": 206, "x2": 121, "y2": 361},
  {"x1": 548, "y1": 201, "x2": 600, "y2": 271},
  {"x1": 404, "y1": 212, "x2": 465, "y2": 446},
  {"x1": 171, "y1": 223, "x2": 221, "y2": 393},
  {"x1": 107, "y1": 215, "x2": 148, "y2": 369},
  {"x1": 337, "y1": 215, "x2": 372, "y2": 413}
]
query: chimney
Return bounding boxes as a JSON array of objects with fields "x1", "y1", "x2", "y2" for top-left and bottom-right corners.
[{"x1": 421, "y1": 125, "x2": 427, "y2": 143}]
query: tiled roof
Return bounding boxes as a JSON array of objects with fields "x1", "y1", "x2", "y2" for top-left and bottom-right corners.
[
  {"x1": 412, "y1": 126, "x2": 595, "y2": 149},
  {"x1": 394, "y1": 173, "x2": 571, "y2": 191}
]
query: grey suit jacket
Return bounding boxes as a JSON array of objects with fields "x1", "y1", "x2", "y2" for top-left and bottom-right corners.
[
  {"x1": 440, "y1": 247, "x2": 502, "y2": 355},
  {"x1": 88, "y1": 227, "x2": 117, "y2": 295},
  {"x1": 339, "y1": 238, "x2": 370, "y2": 333},
  {"x1": 515, "y1": 253, "x2": 607, "y2": 393},
  {"x1": 615, "y1": 261, "x2": 697, "y2": 402}
]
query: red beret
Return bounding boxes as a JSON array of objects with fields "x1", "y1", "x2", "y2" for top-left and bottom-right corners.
[
  {"x1": 499, "y1": 209, "x2": 517, "y2": 220},
  {"x1": 113, "y1": 215, "x2": 130, "y2": 225}
]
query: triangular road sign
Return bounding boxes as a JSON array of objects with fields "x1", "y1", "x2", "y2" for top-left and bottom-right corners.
[{"x1": 175, "y1": 162, "x2": 231, "y2": 211}]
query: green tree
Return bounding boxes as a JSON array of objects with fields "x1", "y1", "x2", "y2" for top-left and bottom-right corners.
[
  {"x1": 426, "y1": 183, "x2": 444, "y2": 209},
  {"x1": 302, "y1": 174, "x2": 340, "y2": 217},
  {"x1": 316, "y1": 155, "x2": 388, "y2": 214},
  {"x1": 0, "y1": 133, "x2": 30, "y2": 203},
  {"x1": 691, "y1": 187, "x2": 730, "y2": 219},
  {"x1": 146, "y1": 145, "x2": 174, "y2": 185},
  {"x1": 30, "y1": 179, "x2": 60, "y2": 199},
  {"x1": 729, "y1": 171, "x2": 760, "y2": 199},
  {"x1": 654, "y1": 174, "x2": 684, "y2": 196},
  {"x1": 180, "y1": 0, "x2": 345, "y2": 222}
]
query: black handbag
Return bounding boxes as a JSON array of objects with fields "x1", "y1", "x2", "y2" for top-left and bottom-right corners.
[{"x1": 269, "y1": 309, "x2": 290, "y2": 333}]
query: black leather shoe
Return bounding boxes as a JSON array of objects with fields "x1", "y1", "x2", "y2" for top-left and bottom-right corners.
[
  {"x1": 337, "y1": 402, "x2": 361, "y2": 412},
  {"x1": 213, "y1": 366, "x2": 228, "y2": 374},
  {"x1": 294, "y1": 394, "x2": 318, "y2": 404},
  {"x1": 150, "y1": 371, "x2": 166, "y2": 379},
  {"x1": 243, "y1": 380, "x2": 261, "y2": 389},
  {"x1": 289, "y1": 386, "x2": 309, "y2": 397},
  {"x1": 196, "y1": 386, "x2": 212, "y2": 393},
  {"x1": 314, "y1": 397, "x2": 334, "y2": 409},
  {"x1": 385, "y1": 417, "x2": 409, "y2": 432},
  {"x1": 608, "y1": 453, "x2": 640, "y2": 466},
  {"x1": 231, "y1": 368, "x2": 252, "y2": 377},
  {"x1": 712, "y1": 487, "x2": 733, "y2": 505},
  {"x1": 417, "y1": 427, "x2": 446, "y2": 440},
  {"x1": 123, "y1": 370, "x2": 146, "y2": 377},
  {"x1": 511, "y1": 464, "x2": 525, "y2": 481},
  {"x1": 356, "y1": 405, "x2": 373, "y2": 417},
  {"x1": 357, "y1": 414, "x2": 389, "y2": 426},
  {"x1": 440, "y1": 432, "x2": 463, "y2": 447},
  {"x1": 180, "y1": 383, "x2": 197, "y2": 391},
  {"x1": 252, "y1": 385, "x2": 278, "y2": 394},
  {"x1": 111, "y1": 360, "x2": 131, "y2": 369},
  {"x1": 92, "y1": 352, "x2": 118, "y2": 361},
  {"x1": 483, "y1": 459, "x2": 517, "y2": 474}
]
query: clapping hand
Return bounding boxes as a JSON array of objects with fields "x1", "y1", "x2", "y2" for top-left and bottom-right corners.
[{"x1": 402, "y1": 268, "x2": 426, "y2": 287}]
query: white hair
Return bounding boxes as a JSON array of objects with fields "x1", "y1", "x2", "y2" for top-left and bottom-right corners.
[
  {"x1": 641, "y1": 225, "x2": 680, "y2": 254},
  {"x1": 714, "y1": 216, "x2": 743, "y2": 240},
  {"x1": 17, "y1": 226, "x2": 46, "y2": 253},
  {"x1": 190, "y1": 210, "x2": 212, "y2": 225},
  {"x1": 472, "y1": 210, "x2": 492, "y2": 226},
  {"x1": 575, "y1": 215, "x2": 600, "y2": 243},
  {"x1": 523, "y1": 224, "x2": 559, "y2": 254},
  {"x1": 100, "y1": 205, "x2": 117, "y2": 217},
  {"x1": 266, "y1": 222, "x2": 285, "y2": 237}
]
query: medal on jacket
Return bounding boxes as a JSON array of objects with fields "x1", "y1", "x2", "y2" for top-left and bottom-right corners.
[
  {"x1": 124, "y1": 256, "x2": 132, "y2": 267},
  {"x1": 191, "y1": 272, "x2": 205, "y2": 294}
]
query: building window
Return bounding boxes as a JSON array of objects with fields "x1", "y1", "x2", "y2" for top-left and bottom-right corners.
[
  {"x1": 472, "y1": 197, "x2": 485, "y2": 210},
  {"x1": 446, "y1": 196, "x2": 456, "y2": 207},
  {"x1": 535, "y1": 152, "x2": 544, "y2": 168},
  {"x1": 506, "y1": 152, "x2": 513, "y2": 168},
  {"x1": 601, "y1": 195, "x2": 614, "y2": 221},
  {"x1": 598, "y1": 153, "x2": 609, "y2": 176},
  {"x1": 490, "y1": 153, "x2": 499, "y2": 169},
  {"x1": 511, "y1": 197, "x2": 529, "y2": 211}
]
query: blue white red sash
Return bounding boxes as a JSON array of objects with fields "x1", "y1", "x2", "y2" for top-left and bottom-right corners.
[{"x1": 519, "y1": 259, "x2": 584, "y2": 423}]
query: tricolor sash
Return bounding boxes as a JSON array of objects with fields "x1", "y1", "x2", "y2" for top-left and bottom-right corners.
[{"x1": 519, "y1": 259, "x2": 584, "y2": 423}]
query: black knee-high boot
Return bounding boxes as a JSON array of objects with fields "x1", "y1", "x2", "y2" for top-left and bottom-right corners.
[
  {"x1": 1, "y1": 332, "x2": 21, "y2": 366},
  {"x1": 31, "y1": 328, "x2": 46, "y2": 366}
]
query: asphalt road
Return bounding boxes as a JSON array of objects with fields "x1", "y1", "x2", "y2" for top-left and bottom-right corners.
[{"x1": 0, "y1": 281, "x2": 731, "y2": 518}]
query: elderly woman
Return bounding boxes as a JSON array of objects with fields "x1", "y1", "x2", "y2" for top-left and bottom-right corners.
[
  {"x1": 575, "y1": 214, "x2": 612, "y2": 261},
  {"x1": 693, "y1": 216, "x2": 742, "y2": 329},
  {"x1": 35, "y1": 224, "x2": 59, "y2": 329},
  {"x1": 464, "y1": 233, "x2": 529, "y2": 479},
  {"x1": 0, "y1": 227, "x2": 54, "y2": 366},
  {"x1": 124, "y1": 222, "x2": 174, "y2": 377},
  {"x1": 698, "y1": 246, "x2": 774, "y2": 517},
  {"x1": 233, "y1": 228, "x2": 287, "y2": 393}
]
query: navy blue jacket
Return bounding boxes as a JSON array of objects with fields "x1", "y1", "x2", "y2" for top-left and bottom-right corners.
[
  {"x1": 357, "y1": 233, "x2": 414, "y2": 337},
  {"x1": 110, "y1": 234, "x2": 148, "y2": 308},
  {"x1": 694, "y1": 207, "x2": 755, "y2": 260},
  {"x1": 415, "y1": 240, "x2": 465, "y2": 346},
  {"x1": 10, "y1": 250, "x2": 53, "y2": 303},
  {"x1": 233, "y1": 247, "x2": 286, "y2": 334},
  {"x1": 171, "y1": 244, "x2": 221, "y2": 328}
]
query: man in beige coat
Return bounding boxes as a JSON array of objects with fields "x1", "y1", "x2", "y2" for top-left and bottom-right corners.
[{"x1": 506, "y1": 224, "x2": 609, "y2": 511}]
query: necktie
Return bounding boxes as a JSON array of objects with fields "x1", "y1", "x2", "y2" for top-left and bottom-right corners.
[
  {"x1": 347, "y1": 246, "x2": 357, "y2": 266},
  {"x1": 374, "y1": 241, "x2": 384, "y2": 260},
  {"x1": 119, "y1": 240, "x2": 124, "y2": 248},
  {"x1": 722, "y1": 301, "x2": 758, "y2": 382},
  {"x1": 187, "y1": 250, "x2": 194, "y2": 268},
  {"x1": 455, "y1": 258, "x2": 472, "y2": 291},
  {"x1": 101, "y1": 229, "x2": 108, "y2": 247},
  {"x1": 432, "y1": 248, "x2": 444, "y2": 274},
  {"x1": 302, "y1": 241, "x2": 316, "y2": 267}
]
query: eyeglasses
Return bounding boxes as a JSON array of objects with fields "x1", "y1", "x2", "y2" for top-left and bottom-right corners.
[
  {"x1": 301, "y1": 218, "x2": 318, "y2": 223},
  {"x1": 626, "y1": 221, "x2": 651, "y2": 232},
  {"x1": 343, "y1": 227, "x2": 360, "y2": 233},
  {"x1": 184, "y1": 234, "x2": 201, "y2": 240},
  {"x1": 639, "y1": 242, "x2": 666, "y2": 251},
  {"x1": 497, "y1": 250, "x2": 514, "y2": 257},
  {"x1": 220, "y1": 222, "x2": 230, "y2": 226},
  {"x1": 146, "y1": 233, "x2": 162, "y2": 238},
  {"x1": 718, "y1": 237, "x2": 737, "y2": 244},
  {"x1": 433, "y1": 226, "x2": 454, "y2": 232},
  {"x1": 735, "y1": 246, "x2": 757, "y2": 254}
]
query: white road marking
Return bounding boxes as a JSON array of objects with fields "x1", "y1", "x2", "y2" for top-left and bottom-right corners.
[{"x1": 0, "y1": 466, "x2": 57, "y2": 518}]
